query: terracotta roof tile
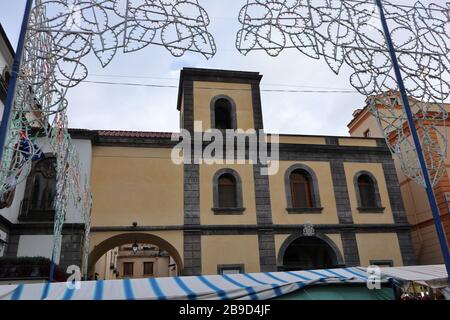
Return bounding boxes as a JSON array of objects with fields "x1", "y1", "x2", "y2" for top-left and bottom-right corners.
[{"x1": 97, "y1": 130, "x2": 174, "y2": 139}]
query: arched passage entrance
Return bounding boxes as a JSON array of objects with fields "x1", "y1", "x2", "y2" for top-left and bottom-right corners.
[
  {"x1": 277, "y1": 234, "x2": 344, "y2": 271},
  {"x1": 88, "y1": 233, "x2": 183, "y2": 276}
]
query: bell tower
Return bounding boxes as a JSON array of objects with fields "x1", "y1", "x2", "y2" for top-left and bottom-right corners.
[{"x1": 177, "y1": 68, "x2": 264, "y2": 134}]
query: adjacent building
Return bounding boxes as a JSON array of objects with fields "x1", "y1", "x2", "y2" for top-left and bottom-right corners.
[{"x1": 348, "y1": 92, "x2": 450, "y2": 265}]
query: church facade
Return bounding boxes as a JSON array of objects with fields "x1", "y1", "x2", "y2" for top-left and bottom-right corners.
[{"x1": 0, "y1": 68, "x2": 417, "y2": 277}]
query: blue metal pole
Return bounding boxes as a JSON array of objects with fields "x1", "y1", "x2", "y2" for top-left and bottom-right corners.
[
  {"x1": 0, "y1": 0, "x2": 34, "y2": 164},
  {"x1": 375, "y1": 0, "x2": 450, "y2": 279}
]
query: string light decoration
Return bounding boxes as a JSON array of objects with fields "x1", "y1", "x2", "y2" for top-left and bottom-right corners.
[
  {"x1": 0, "y1": 0, "x2": 215, "y2": 273},
  {"x1": 236, "y1": 0, "x2": 450, "y2": 187}
]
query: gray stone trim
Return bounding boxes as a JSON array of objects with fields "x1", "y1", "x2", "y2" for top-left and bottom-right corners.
[
  {"x1": 91, "y1": 223, "x2": 412, "y2": 234},
  {"x1": 258, "y1": 229, "x2": 276, "y2": 272},
  {"x1": 4, "y1": 234, "x2": 19, "y2": 257},
  {"x1": 9, "y1": 223, "x2": 85, "y2": 235},
  {"x1": 253, "y1": 163, "x2": 273, "y2": 226},
  {"x1": 397, "y1": 231, "x2": 417, "y2": 266},
  {"x1": 251, "y1": 83, "x2": 264, "y2": 130},
  {"x1": 286, "y1": 207, "x2": 324, "y2": 214},
  {"x1": 212, "y1": 208, "x2": 245, "y2": 215},
  {"x1": 217, "y1": 264, "x2": 245, "y2": 274},
  {"x1": 212, "y1": 168, "x2": 244, "y2": 213},
  {"x1": 210, "y1": 95, "x2": 237, "y2": 130},
  {"x1": 183, "y1": 230, "x2": 202, "y2": 276},
  {"x1": 341, "y1": 232, "x2": 360, "y2": 267},
  {"x1": 330, "y1": 160, "x2": 353, "y2": 224},
  {"x1": 0, "y1": 215, "x2": 12, "y2": 233},
  {"x1": 382, "y1": 161, "x2": 409, "y2": 224},
  {"x1": 277, "y1": 144, "x2": 392, "y2": 161},
  {"x1": 182, "y1": 79, "x2": 194, "y2": 134},
  {"x1": 353, "y1": 170, "x2": 384, "y2": 212},
  {"x1": 60, "y1": 231, "x2": 84, "y2": 271},
  {"x1": 184, "y1": 164, "x2": 200, "y2": 226},
  {"x1": 276, "y1": 232, "x2": 345, "y2": 269},
  {"x1": 284, "y1": 163, "x2": 322, "y2": 210},
  {"x1": 325, "y1": 137, "x2": 339, "y2": 145},
  {"x1": 369, "y1": 259, "x2": 394, "y2": 267}
]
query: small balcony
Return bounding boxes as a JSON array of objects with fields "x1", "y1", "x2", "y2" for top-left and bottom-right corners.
[{"x1": 18, "y1": 199, "x2": 55, "y2": 222}]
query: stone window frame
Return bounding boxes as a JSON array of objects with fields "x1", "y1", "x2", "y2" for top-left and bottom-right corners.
[
  {"x1": 212, "y1": 168, "x2": 245, "y2": 215},
  {"x1": 217, "y1": 264, "x2": 245, "y2": 275},
  {"x1": 353, "y1": 170, "x2": 385, "y2": 213},
  {"x1": 210, "y1": 95, "x2": 237, "y2": 130},
  {"x1": 284, "y1": 163, "x2": 323, "y2": 214}
]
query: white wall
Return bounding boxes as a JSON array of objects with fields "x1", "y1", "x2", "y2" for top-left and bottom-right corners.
[
  {"x1": 17, "y1": 235, "x2": 53, "y2": 259},
  {"x1": 0, "y1": 138, "x2": 93, "y2": 224},
  {"x1": 0, "y1": 229, "x2": 6, "y2": 257},
  {"x1": 65, "y1": 139, "x2": 93, "y2": 224},
  {"x1": 0, "y1": 33, "x2": 13, "y2": 124}
]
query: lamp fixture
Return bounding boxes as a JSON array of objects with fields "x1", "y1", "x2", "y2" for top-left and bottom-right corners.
[{"x1": 132, "y1": 241, "x2": 139, "y2": 254}]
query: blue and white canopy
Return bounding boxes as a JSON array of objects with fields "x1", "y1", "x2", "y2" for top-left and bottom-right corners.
[{"x1": 0, "y1": 267, "x2": 371, "y2": 300}]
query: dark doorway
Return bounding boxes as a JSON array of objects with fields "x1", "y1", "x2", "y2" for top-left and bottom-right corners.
[{"x1": 281, "y1": 237, "x2": 339, "y2": 271}]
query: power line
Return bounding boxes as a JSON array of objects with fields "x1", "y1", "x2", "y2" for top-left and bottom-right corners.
[
  {"x1": 86, "y1": 73, "x2": 355, "y2": 91},
  {"x1": 78, "y1": 80, "x2": 358, "y2": 93}
]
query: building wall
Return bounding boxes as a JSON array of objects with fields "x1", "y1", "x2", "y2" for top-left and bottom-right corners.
[
  {"x1": 90, "y1": 147, "x2": 183, "y2": 227},
  {"x1": 85, "y1": 69, "x2": 414, "y2": 277},
  {"x1": 269, "y1": 161, "x2": 340, "y2": 225},
  {"x1": 193, "y1": 81, "x2": 255, "y2": 131},
  {"x1": 356, "y1": 233, "x2": 403, "y2": 266},
  {"x1": 16, "y1": 235, "x2": 53, "y2": 259},
  {"x1": 200, "y1": 163, "x2": 257, "y2": 225},
  {"x1": 344, "y1": 162, "x2": 395, "y2": 224},
  {"x1": 348, "y1": 104, "x2": 449, "y2": 265},
  {"x1": 201, "y1": 235, "x2": 260, "y2": 275}
]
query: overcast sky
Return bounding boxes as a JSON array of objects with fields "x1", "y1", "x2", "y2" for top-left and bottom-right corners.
[{"x1": 0, "y1": 0, "x2": 446, "y2": 136}]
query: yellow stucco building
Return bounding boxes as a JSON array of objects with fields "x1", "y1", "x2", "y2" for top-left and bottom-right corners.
[{"x1": 70, "y1": 68, "x2": 415, "y2": 277}]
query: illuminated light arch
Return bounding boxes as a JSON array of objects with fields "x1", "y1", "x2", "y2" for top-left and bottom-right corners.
[
  {"x1": 236, "y1": 0, "x2": 450, "y2": 188},
  {"x1": 0, "y1": 0, "x2": 216, "y2": 276}
]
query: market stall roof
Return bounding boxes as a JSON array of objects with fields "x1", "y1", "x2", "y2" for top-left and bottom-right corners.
[
  {"x1": 374, "y1": 264, "x2": 449, "y2": 288},
  {"x1": 0, "y1": 267, "x2": 370, "y2": 300},
  {"x1": 376, "y1": 265, "x2": 447, "y2": 282},
  {"x1": 0, "y1": 265, "x2": 447, "y2": 300}
]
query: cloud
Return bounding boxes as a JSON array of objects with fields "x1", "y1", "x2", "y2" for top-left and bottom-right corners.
[{"x1": 1, "y1": 0, "x2": 447, "y2": 137}]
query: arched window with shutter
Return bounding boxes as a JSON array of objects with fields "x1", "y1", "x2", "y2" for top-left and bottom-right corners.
[
  {"x1": 357, "y1": 175, "x2": 376, "y2": 208},
  {"x1": 284, "y1": 164, "x2": 322, "y2": 213},
  {"x1": 218, "y1": 173, "x2": 237, "y2": 208},
  {"x1": 354, "y1": 171, "x2": 384, "y2": 213},
  {"x1": 290, "y1": 170, "x2": 313, "y2": 208},
  {"x1": 212, "y1": 169, "x2": 244, "y2": 214}
]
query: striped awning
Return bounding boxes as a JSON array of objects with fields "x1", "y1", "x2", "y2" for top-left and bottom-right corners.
[
  {"x1": 373, "y1": 264, "x2": 449, "y2": 288},
  {"x1": 0, "y1": 267, "x2": 370, "y2": 300}
]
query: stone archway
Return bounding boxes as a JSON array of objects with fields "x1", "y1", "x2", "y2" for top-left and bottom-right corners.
[
  {"x1": 88, "y1": 233, "x2": 183, "y2": 276},
  {"x1": 277, "y1": 233, "x2": 345, "y2": 271}
]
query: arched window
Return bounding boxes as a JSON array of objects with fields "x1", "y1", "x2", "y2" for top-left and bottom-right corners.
[
  {"x1": 357, "y1": 174, "x2": 377, "y2": 208},
  {"x1": 284, "y1": 164, "x2": 322, "y2": 213},
  {"x1": 290, "y1": 170, "x2": 313, "y2": 208},
  {"x1": 212, "y1": 169, "x2": 244, "y2": 214},
  {"x1": 20, "y1": 157, "x2": 57, "y2": 221},
  {"x1": 211, "y1": 96, "x2": 236, "y2": 130},
  {"x1": 354, "y1": 171, "x2": 384, "y2": 212},
  {"x1": 218, "y1": 173, "x2": 237, "y2": 208}
]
